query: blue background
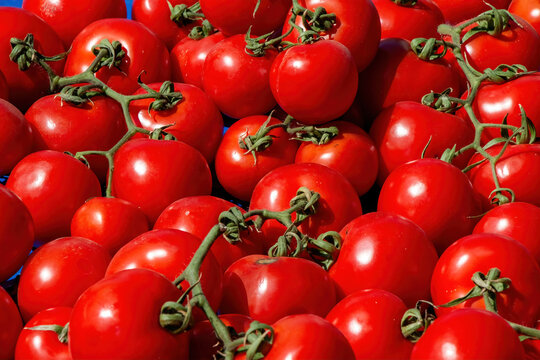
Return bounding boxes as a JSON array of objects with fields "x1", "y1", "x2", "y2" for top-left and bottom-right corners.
[{"x1": 2, "y1": 0, "x2": 135, "y2": 17}]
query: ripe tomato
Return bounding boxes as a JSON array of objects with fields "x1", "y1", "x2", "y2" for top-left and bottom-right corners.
[
  {"x1": 0, "y1": 99, "x2": 33, "y2": 176},
  {"x1": 15, "y1": 307, "x2": 71, "y2": 360},
  {"x1": 411, "y1": 309, "x2": 524, "y2": 360},
  {"x1": 378, "y1": 158, "x2": 482, "y2": 254},
  {"x1": 509, "y1": 0, "x2": 540, "y2": 35},
  {"x1": 203, "y1": 34, "x2": 277, "y2": 119},
  {"x1": 6, "y1": 150, "x2": 102, "y2": 243},
  {"x1": 431, "y1": 0, "x2": 512, "y2": 24},
  {"x1": 270, "y1": 40, "x2": 358, "y2": 125},
  {"x1": 22, "y1": 0, "x2": 126, "y2": 48},
  {"x1": 111, "y1": 138, "x2": 212, "y2": 224},
  {"x1": 220, "y1": 255, "x2": 336, "y2": 324},
  {"x1": 0, "y1": 71, "x2": 8, "y2": 100},
  {"x1": 69, "y1": 269, "x2": 189, "y2": 360},
  {"x1": 64, "y1": 19, "x2": 170, "y2": 95},
  {"x1": 0, "y1": 8, "x2": 65, "y2": 111},
  {"x1": 17, "y1": 236, "x2": 111, "y2": 322},
  {"x1": 71, "y1": 197, "x2": 150, "y2": 256},
  {"x1": 431, "y1": 233, "x2": 540, "y2": 326},
  {"x1": 0, "y1": 286, "x2": 22, "y2": 360},
  {"x1": 523, "y1": 322, "x2": 540, "y2": 360},
  {"x1": 326, "y1": 289, "x2": 413, "y2": 360}
]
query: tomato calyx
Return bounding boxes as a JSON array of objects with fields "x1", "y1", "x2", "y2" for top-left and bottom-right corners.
[
  {"x1": 189, "y1": 19, "x2": 216, "y2": 40},
  {"x1": 235, "y1": 321, "x2": 274, "y2": 360},
  {"x1": 401, "y1": 302, "x2": 437, "y2": 343},
  {"x1": 410, "y1": 38, "x2": 448, "y2": 61},
  {"x1": 169, "y1": 1, "x2": 205, "y2": 26},
  {"x1": 390, "y1": 0, "x2": 418, "y2": 7},
  {"x1": 25, "y1": 323, "x2": 70, "y2": 344},
  {"x1": 138, "y1": 79, "x2": 184, "y2": 112},
  {"x1": 291, "y1": 0, "x2": 336, "y2": 35},
  {"x1": 10, "y1": 33, "x2": 68, "y2": 73}
]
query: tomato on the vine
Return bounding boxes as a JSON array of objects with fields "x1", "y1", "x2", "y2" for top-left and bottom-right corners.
[
  {"x1": 0, "y1": 99, "x2": 33, "y2": 175},
  {"x1": 509, "y1": 0, "x2": 540, "y2": 36}
]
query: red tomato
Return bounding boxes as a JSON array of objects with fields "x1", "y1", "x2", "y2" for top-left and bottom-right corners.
[
  {"x1": 473, "y1": 202, "x2": 540, "y2": 265},
  {"x1": 370, "y1": 101, "x2": 474, "y2": 184},
  {"x1": 0, "y1": 99, "x2": 33, "y2": 176},
  {"x1": 26, "y1": 94, "x2": 127, "y2": 181},
  {"x1": 523, "y1": 322, "x2": 540, "y2": 360},
  {"x1": 295, "y1": 120, "x2": 378, "y2": 195},
  {"x1": 22, "y1": 0, "x2": 126, "y2": 48},
  {"x1": 17, "y1": 237, "x2": 111, "y2": 322},
  {"x1": 154, "y1": 196, "x2": 263, "y2": 271},
  {"x1": 281, "y1": 0, "x2": 381, "y2": 72},
  {"x1": 69, "y1": 269, "x2": 189, "y2": 360},
  {"x1": 270, "y1": 40, "x2": 358, "y2": 125},
  {"x1": 0, "y1": 71, "x2": 8, "y2": 100},
  {"x1": 111, "y1": 138, "x2": 212, "y2": 224},
  {"x1": 171, "y1": 32, "x2": 225, "y2": 89},
  {"x1": 326, "y1": 289, "x2": 413, "y2": 360},
  {"x1": 372, "y1": 0, "x2": 445, "y2": 41},
  {"x1": 200, "y1": 0, "x2": 291, "y2": 36},
  {"x1": 203, "y1": 35, "x2": 277, "y2": 119},
  {"x1": 378, "y1": 158, "x2": 482, "y2": 254},
  {"x1": 358, "y1": 38, "x2": 461, "y2": 119},
  {"x1": 15, "y1": 307, "x2": 71, "y2": 360},
  {"x1": 215, "y1": 115, "x2": 298, "y2": 201},
  {"x1": 220, "y1": 255, "x2": 336, "y2": 324},
  {"x1": 431, "y1": 0, "x2": 512, "y2": 24},
  {"x1": 132, "y1": 0, "x2": 199, "y2": 50},
  {"x1": 130, "y1": 82, "x2": 223, "y2": 163},
  {"x1": 431, "y1": 233, "x2": 540, "y2": 326},
  {"x1": 0, "y1": 8, "x2": 65, "y2": 111},
  {"x1": 6, "y1": 150, "x2": 102, "y2": 243},
  {"x1": 0, "y1": 186, "x2": 34, "y2": 283},
  {"x1": 71, "y1": 197, "x2": 150, "y2": 256},
  {"x1": 64, "y1": 19, "x2": 170, "y2": 95},
  {"x1": 249, "y1": 163, "x2": 362, "y2": 251},
  {"x1": 0, "y1": 286, "x2": 22, "y2": 360},
  {"x1": 329, "y1": 212, "x2": 438, "y2": 306},
  {"x1": 509, "y1": 0, "x2": 540, "y2": 35},
  {"x1": 411, "y1": 309, "x2": 524, "y2": 360}
]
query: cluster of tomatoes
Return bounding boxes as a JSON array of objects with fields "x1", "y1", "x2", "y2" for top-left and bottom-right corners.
[{"x1": 1, "y1": 0, "x2": 540, "y2": 359}]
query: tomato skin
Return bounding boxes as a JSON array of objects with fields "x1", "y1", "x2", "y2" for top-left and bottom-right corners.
[
  {"x1": 326, "y1": 289, "x2": 413, "y2": 360},
  {"x1": 0, "y1": 8, "x2": 65, "y2": 111},
  {"x1": 0, "y1": 286, "x2": 22, "y2": 360},
  {"x1": 154, "y1": 196, "x2": 263, "y2": 271},
  {"x1": 69, "y1": 269, "x2": 189, "y2": 360},
  {"x1": 378, "y1": 159, "x2": 482, "y2": 254},
  {"x1": 64, "y1": 19, "x2": 171, "y2": 95},
  {"x1": 329, "y1": 212, "x2": 438, "y2": 306},
  {"x1": 523, "y1": 322, "x2": 540, "y2": 360},
  {"x1": 215, "y1": 115, "x2": 298, "y2": 201},
  {"x1": 22, "y1": 0, "x2": 126, "y2": 48},
  {"x1": 15, "y1": 307, "x2": 72, "y2": 360},
  {"x1": 220, "y1": 255, "x2": 336, "y2": 324},
  {"x1": 111, "y1": 138, "x2": 212, "y2": 224},
  {"x1": 270, "y1": 40, "x2": 358, "y2": 125},
  {"x1": 6, "y1": 150, "x2": 102, "y2": 243},
  {"x1": 17, "y1": 236, "x2": 111, "y2": 322},
  {"x1": 203, "y1": 35, "x2": 277, "y2": 119},
  {"x1": 0, "y1": 71, "x2": 8, "y2": 100},
  {"x1": 71, "y1": 197, "x2": 150, "y2": 256},
  {"x1": 0, "y1": 99, "x2": 33, "y2": 176},
  {"x1": 431, "y1": 0, "x2": 511, "y2": 25},
  {"x1": 411, "y1": 309, "x2": 524, "y2": 360},
  {"x1": 509, "y1": 0, "x2": 540, "y2": 36},
  {"x1": 431, "y1": 233, "x2": 540, "y2": 326}
]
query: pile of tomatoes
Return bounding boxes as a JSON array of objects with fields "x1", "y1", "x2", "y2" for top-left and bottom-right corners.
[{"x1": 1, "y1": 0, "x2": 540, "y2": 359}]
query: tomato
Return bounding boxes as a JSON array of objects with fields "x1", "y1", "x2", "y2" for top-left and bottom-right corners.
[
  {"x1": 64, "y1": 19, "x2": 170, "y2": 95},
  {"x1": 473, "y1": 202, "x2": 540, "y2": 265},
  {"x1": 71, "y1": 197, "x2": 150, "y2": 256},
  {"x1": 523, "y1": 322, "x2": 540, "y2": 360},
  {"x1": 6, "y1": 150, "x2": 102, "y2": 243},
  {"x1": 132, "y1": 0, "x2": 200, "y2": 50},
  {"x1": 171, "y1": 32, "x2": 225, "y2": 89},
  {"x1": 154, "y1": 196, "x2": 263, "y2": 271},
  {"x1": 0, "y1": 99, "x2": 33, "y2": 176},
  {"x1": 329, "y1": 212, "x2": 438, "y2": 306},
  {"x1": 282, "y1": 0, "x2": 381, "y2": 72},
  {"x1": 509, "y1": 0, "x2": 540, "y2": 36},
  {"x1": 203, "y1": 35, "x2": 277, "y2": 119},
  {"x1": 15, "y1": 307, "x2": 71, "y2": 360},
  {"x1": 129, "y1": 82, "x2": 223, "y2": 164},
  {"x1": 411, "y1": 309, "x2": 524, "y2": 360},
  {"x1": 372, "y1": 0, "x2": 445, "y2": 41},
  {"x1": 26, "y1": 94, "x2": 127, "y2": 181},
  {"x1": 111, "y1": 138, "x2": 212, "y2": 224},
  {"x1": 431, "y1": 0, "x2": 512, "y2": 24},
  {"x1": 431, "y1": 233, "x2": 540, "y2": 326},
  {"x1": 22, "y1": 0, "x2": 126, "y2": 48},
  {"x1": 0, "y1": 8, "x2": 65, "y2": 111},
  {"x1": 270, "y1": 40, "x2": 358, "y2": 125},
  {"x1": 249, "y1": 163, "x2": 362, "y2": 251},
  {"x1": 215, "y1": 115, "x2": 298, "y2": 201},
  {"x1": 0, "y1": 286, "x2": 22, "y2": 360},
  {"x1": 220, "y1": 255, "x2": 336, "y2": 324},
  {"x1": 17, "y1": 236, "x2": 111, "y2": 322},
  {"x1": 370, "y1": 101, "x2": 474, "y2": 184},
  {"x1": 295, "y1": 120, "x2": 378, "y2": 195},
  {"x1": 69, "y1": 268, "x2": 189, "y2": 360},
  {"x1": 378, "y1": 158, "x2": 482, "y2": 254},
  {"x1": 0, "y1": 71, "x2": 8, "y2": 100},
  {"x1": 326, "y1": 289, "x2": 413, "y2": 360},
  {"x1": 199, "y1": 0, "x2": 291, "y2": 36}
]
